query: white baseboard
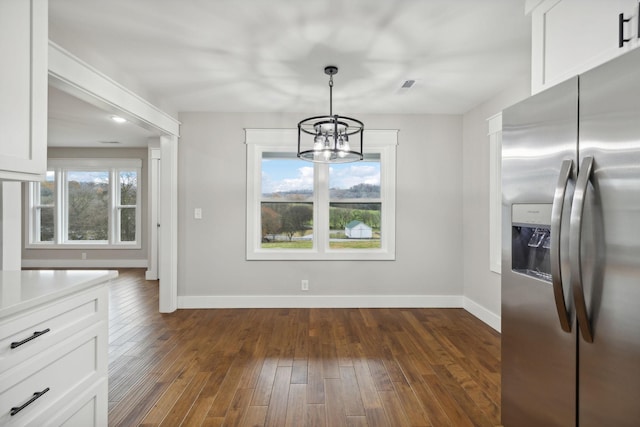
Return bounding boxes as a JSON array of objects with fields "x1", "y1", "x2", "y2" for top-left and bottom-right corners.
[
  {"x1": 178, "y1": 294, "x2": 464, "y2": 309},
  {"x1": 22, "y1": 259, "x2": 148, "y2": 268},
  {"x1": 179, "y1": 294, "x2": 501, "y2": 332},
  {"x1": 145, "y1": 270, "x2": 158, "y2": 280},
  {"x1": 463, "y1": 297, "x2": 501, "y2": 332}
]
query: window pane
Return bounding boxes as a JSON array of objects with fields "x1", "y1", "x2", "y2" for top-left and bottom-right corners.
[
  {"x1": 40, "y1": 171, "x2": 55, "y2": 205},
  {"x1": 120, "y1": 207, "x2": 136, "y2": 241},
  {"x1": 329, "y1": 157, "x2": 380, "y2": 200},
  {"x1": 261, "y1": 155, "x2": 313, "y2": 202},
  {"x1": 329, "y1": 203, "x2": 381, "y2": 249},
  {"x1": 329, "y1": 156, "x2": 381, "y2": 249},
  {"x1": 261, "y1": 202, "x2": 313, "y2": 248},
  {"x1": 38, "y1": 207, "x2": 54, "y2": 242},
  {"x1": 67, "y1": 171, "x2": 109, "y2": 241},
  {"x1": 261, "y1": 154, "x2": 314, "y2": 249},
  {"x1": 119, "y1": 170, "x2": 138, "y2": 205}
]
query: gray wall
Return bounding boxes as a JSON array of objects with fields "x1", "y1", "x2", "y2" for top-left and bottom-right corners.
[
  {"x1": 22, "y1": 147, "x2": 149, "y2": 265},
  {"x1": 461, "y1": 75, "x2": 530, "y2": 318},
  {"x1": 178, "y1": 112, "x2": 463, "y2": 298}
]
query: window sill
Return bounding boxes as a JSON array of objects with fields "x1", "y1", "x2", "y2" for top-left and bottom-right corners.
[
  {"x1": 25, "y1": 243, "x2": 142, "y2": 250},
  {"x1": 247, "y1": 249, "x2": 396, "y2": 261}
]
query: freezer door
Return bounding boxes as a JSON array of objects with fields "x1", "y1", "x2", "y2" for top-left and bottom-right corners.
[
  {"x1": 501, "y1": 77, "x2": 578, "y2": 427},
  {"x1": 576, "y1": 48, "x2": 640, "y2": 427}
]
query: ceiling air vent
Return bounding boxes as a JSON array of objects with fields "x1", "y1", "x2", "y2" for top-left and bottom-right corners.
[{"x1": 401, "y1": 80, "x2": 416, "y2": 89}]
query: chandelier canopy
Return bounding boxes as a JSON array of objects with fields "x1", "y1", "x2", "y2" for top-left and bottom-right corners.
[{"x1": 297, "y1": 66, "x2": 364, "y2": 163}]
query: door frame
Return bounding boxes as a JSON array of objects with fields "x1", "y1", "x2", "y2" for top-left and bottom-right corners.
[{"x1": 48, "y1": 41, "x2": 180, "y2": 312}]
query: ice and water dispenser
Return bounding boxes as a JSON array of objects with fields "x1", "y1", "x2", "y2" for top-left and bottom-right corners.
[{"x1": 511, "y1": 204, "x2": 553, "y2": 282}]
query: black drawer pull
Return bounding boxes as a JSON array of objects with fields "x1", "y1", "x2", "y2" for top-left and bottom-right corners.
[
  {"x1": 619, "y1": 13, "x2": 632, "y2": 47},
  {"x1": 10, "y1": 328, "x2": 51, "y2": 349},
  {"x1": 10, "y1": 387, "x2": 50, "y2": 416}
]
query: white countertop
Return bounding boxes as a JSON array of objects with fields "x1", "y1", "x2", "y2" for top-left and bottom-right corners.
[{"x1": 0, "y1": 270, "x2": 118, "y2": 319}]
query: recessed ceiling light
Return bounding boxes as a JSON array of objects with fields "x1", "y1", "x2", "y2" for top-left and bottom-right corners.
[{"x1": 111, "y1": 115, "x2": 127, "y2": 123}]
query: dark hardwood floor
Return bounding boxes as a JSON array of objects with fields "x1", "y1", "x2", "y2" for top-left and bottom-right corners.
[{"x1": 107, "y1": 269, "x2": 501, "y2": 427}]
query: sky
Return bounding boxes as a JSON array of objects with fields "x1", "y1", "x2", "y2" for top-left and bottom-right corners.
[{"x1": 262, "y1": 159, "x2": 380, "y2": 194}]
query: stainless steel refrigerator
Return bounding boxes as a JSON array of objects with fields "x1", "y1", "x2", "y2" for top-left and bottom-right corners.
[{"x1": 501, "y1": 47, "x2": 640, "y2": 426}]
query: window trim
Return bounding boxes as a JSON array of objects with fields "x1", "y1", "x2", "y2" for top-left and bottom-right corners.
[
  {"x1": 25, "y1": 158, "x2": 142, "y2": 249},
  {"x1": 246, "y1": 129, "x2": 397, "y2": 260}
]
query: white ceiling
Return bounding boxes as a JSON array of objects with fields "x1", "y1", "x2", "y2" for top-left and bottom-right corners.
[
  {"x1": 48, "y1": 86, "x2": 159, "y2": 147},
  {"x1": 47, "y1": 0, "x2": 531, "y2": 146}
]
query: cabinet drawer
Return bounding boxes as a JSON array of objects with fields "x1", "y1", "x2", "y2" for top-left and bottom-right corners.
[
  {"x1": 0, "y1": 325, "x2": 102, "y2": 426},
  {"x1": 35, "y1": 378, "x2": 107, "y2": 427},
  {"x1": 0, "y1": 286, "x2": 107, "y2": 374}
]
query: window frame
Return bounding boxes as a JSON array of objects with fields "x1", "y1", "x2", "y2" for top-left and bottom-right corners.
[
  {"x1": 26, "y1": 158, "x2": 142, "y2": 249},
  {"x1": 246, "y1": 129, "x2": 397, "y2": 260}
]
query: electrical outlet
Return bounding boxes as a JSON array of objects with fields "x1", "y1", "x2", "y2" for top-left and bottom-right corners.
[
  {"x1": 81, "y1": 252, "x2": 87, "y2": 260},
  {"x1": 194, "y1": 208, "x2": 202, "y2": 219},
  {"x1": 301, "y1": 279, "x2": 309, "y2": 291}
]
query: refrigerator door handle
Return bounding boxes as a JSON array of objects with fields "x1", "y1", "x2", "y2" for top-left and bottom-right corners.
[
  {"x1": 569, "y1": 156, "x2": 595, "y2": 343},
  {"x1": 551, "y1": 159, "x2": 573, "y2": 332}
]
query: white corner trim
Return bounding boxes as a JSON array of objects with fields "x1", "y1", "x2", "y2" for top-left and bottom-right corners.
[
  {"x1": 178, "y1": 295, "x2": 463, "y2": 309},
  {"x1": 524, "y1": 0, "x2": 545, "y2": 15},
  {"x1": 21, "y1": 259, "x2": 148, "y2": 268},
  {"x1": 463, "y1": 297, "x2": 501, "y2": 332}
]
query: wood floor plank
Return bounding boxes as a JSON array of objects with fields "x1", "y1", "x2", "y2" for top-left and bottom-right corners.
[
  {"x1": 363, "y1": 407, "x2": 391, "y2": 427},
  {"x1": 422, "y1": 371, "x2": 476, "y2": 427},
  {"x1": 391, "y1": 379, "x2": 432, "y2": 427},
  {"x1": 139, "y1": 358, "x2": 200, "y2": 425},
  {"x1": 346, "y1": 416, "x2": 369, "y2": 427},
  {"x1": 241, "y1": 406, "x2": 268, "y2": 427},
  {"x1": 321, "y1": 342, "x2": 340, "y2": 379},
  {"x1": 391, "y1": 352, "x2": 452, "y2": 426},
  {"x1": 378, "y1": 390, "x2": 410, "y2": 426},
  {"x1": 307, "y1": 336, "x2": 325, "y2": 404},
  {"x1": 180, "y1": 395, "x2": 216, "y2": 427},
  {"x1": 264, "y1": 366, "x2": 292, "y2": 427},
  {"x1": 250, "y1": 356, "x2": 280, "y2": 406},
  {"x1": 221, "y1": 388, "x2": 254, "y2": 427},
  {"x1": 285, "y1": 383, "x2": 306, "y2": 427},
  {"x1": 306, "y1": 404, "x2": 327, "y2": 427},
  {"x1": 291, "y1": 358, "x2": 309, "y2": 384},
  {"x1": 207, "y1": 357, "x2": 251, "y2": 418},
  {"x1": 158, "y1": 371, "x2": 211, "y2": 427},
  {"x1": 339, "y1": 366, "x2": 365, "y2": 417},
  {"x1": 352, "y1": 355, "x2": 384, "y2": 410},
  {"x1": 325, "y1": 378, "x2": 348, "y2": 427},
  {"x1": 106, "y1": 269, "x2": 502, "y2": 427}
]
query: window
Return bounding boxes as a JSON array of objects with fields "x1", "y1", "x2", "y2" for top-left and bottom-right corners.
[
  {"x1": 27, "y1": 159, "x2": 142, "y2": 248},
  {"x1": 246, "y1": 129, "x2": 397, "y2": 260}
]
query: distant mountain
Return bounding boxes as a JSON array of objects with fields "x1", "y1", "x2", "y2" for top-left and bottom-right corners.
[
  {"x1": 264, "y1": 183, "x2": 380, "y2": 199},
  {"x1": 330, "y1": 183, "x2": 380, "y2": 199}
]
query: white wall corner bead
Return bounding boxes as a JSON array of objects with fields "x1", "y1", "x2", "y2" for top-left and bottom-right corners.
[{"x1": 487, "y1": 113, "x2": 502, "y2": 274}]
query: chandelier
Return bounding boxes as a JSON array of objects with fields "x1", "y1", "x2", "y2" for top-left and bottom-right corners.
[{"x1": 297, "y1": 66, "x2": 364, "y2": 163}]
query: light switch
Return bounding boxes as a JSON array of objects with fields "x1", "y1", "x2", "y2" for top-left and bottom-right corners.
[{"x1": 194, "y1": 208, "x2": 202, "y2": 219}]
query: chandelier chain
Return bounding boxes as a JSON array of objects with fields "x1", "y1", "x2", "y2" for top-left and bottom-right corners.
[{"x1": 328, "y1": 74, "x2": 333, "y2": 116}]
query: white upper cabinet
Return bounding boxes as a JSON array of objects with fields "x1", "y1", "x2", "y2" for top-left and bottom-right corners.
[
  {"x1": 531, "y1": 0, "x2": 639, "y2": 94},
  {"x1": 0, "y1": 0, "x2": 47, "y2": 181}
]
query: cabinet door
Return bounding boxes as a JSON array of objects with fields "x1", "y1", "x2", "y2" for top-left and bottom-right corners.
[
  {"x1": 0, "y1": 0, "x2": 47, "y2": 181},
  {"x1": 531, "y1": 0, "x2": 639, "y2": 94}
]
